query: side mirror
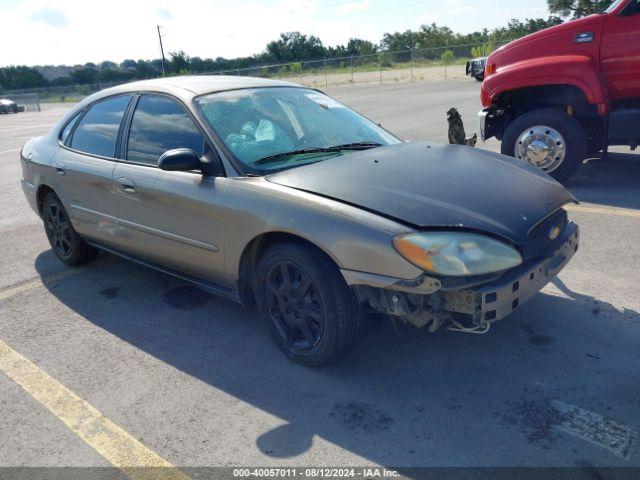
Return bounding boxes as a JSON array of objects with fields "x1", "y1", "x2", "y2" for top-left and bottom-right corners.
[{"x1": 158, "y1": 148, "x2": 201, "y2": 171}]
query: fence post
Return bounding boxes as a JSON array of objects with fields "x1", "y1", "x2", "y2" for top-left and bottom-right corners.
[
  {"x1": 379, "y1": 56, "x2": 382, "y2": 85},
  {"x1": 410, "y1": 49, "x2": 414, "y2": 82},
  {"x1": 300, "y1": 62, "x2": 304, "y2": 86},
  {"x1": 350, "y1": 56, "x2": 354, "y2": 85},
  {"x1": 323, "y1": 59, "x2": 328, "y2": 89},
  {"x1": 444, "y1": 41, "x2": 449, "y2": 80}
]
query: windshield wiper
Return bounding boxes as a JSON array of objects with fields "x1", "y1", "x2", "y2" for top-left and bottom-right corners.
[{"x1": 252, "y1": 141, "x2": 383, "y2": 165}]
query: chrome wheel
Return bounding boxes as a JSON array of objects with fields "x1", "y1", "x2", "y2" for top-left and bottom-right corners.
[
  {"x1": 265, "y1": 261, "x2": 325, "y2": 351},
  {"x1": 515, "y1": 125, "x2": 566, "y2": 173},
  {"x1": 44, "y1": 201, "x2": 73, "y2": 259}
]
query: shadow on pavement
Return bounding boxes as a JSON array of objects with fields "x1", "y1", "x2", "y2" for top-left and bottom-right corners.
[
  {"x1": 34, "y1": 249, "x2": 640, "y2": 468},
  {"x1": 567, "y1": 153, "x2": 640, "y2": 210}
]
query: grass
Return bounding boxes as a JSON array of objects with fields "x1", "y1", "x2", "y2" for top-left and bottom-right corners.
[{"x1": 271, "y1": 57, "x2": 468, "y2": 78}]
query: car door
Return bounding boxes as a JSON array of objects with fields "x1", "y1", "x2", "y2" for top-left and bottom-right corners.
[
  {"x1": 53, "y1": 94, "x2": 133, "y2": 248},
  {"x1": 112, "y1": 93, "x2": 227, "y2": 283},
  {"x1": 601, "y1": 0, "x2": 640, "y2": 99}
]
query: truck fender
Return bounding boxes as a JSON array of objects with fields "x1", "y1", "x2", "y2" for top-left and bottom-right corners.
[{"x1": 482, "y1": 55, "x2": 609, "y2": 115}]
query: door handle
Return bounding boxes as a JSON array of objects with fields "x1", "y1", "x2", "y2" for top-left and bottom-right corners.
[
  {"x1": 54, "y1": 165, "x2": 65, "y2": 175},
  {"x1": 118, "y1": 178, "x2": 137, "y2": 194}
]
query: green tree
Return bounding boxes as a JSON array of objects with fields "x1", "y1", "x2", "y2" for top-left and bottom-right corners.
[
  {"x1": 471, "y1": 44, "x2": 494, "y2": 58},
  {"x1": 440, "y1": 50, "x2": 455, "y2": 64},
  {"x1": 0, "y1": 66, "x2": 48, "y2": 90},
  {"x1": 345, "y1": 38, "x2": 377, "y2": 57},
  {"x1": 266, "y1": 32, "x2": 325, "y2": 62},
  {"x1": 168, "y1": 50, "x2": 190, "y2": 74},
  {"x1": 547, "y1": 0, "x2": 611, "y2": 19}
]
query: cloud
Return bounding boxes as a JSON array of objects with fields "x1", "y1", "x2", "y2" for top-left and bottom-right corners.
[
  {"x1": 336, "y1": 0, "x2": 370, "y2": 16},
  {"x1": 157, "y1": 7, "x2": 174, "y2": 20},
  {"x1": 29, "y1": 7, "x2": 68, "y2": 28},
  {"x1": 279, "y1": 0, "x2": 318, "y2": 15}
]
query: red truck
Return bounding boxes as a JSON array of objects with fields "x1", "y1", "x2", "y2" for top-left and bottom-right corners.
[{"x1": 479, "y1": 0, "x2": 640, "y2": 182}]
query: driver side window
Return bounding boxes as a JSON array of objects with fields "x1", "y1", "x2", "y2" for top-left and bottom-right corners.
[
  {"x1": 621, "y1": 0, "x2": 640, "y2": 16},
  {"x1": 126, "y1": 94, "x2": 206, "y2": 166}
]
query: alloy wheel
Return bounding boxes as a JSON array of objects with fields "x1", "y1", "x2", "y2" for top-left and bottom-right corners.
[
  {"x1": 265, "y1": 261, "x2": 325, "y2": 351},
  {"x1": 45, "y1": 202, "x2": 73, "y2": 259}
]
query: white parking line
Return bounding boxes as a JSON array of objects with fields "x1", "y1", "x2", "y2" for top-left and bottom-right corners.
[
  {"x1": 0, "y1": 124, "x2": 55, "y2": 133},
  {"x1": 0, "y1": 148, "x2": 21, "y2": 155}
]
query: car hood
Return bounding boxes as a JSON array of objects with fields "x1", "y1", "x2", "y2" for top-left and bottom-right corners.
[{"x1": 266, "y1": 142, "x2": 576, "y2": 244}]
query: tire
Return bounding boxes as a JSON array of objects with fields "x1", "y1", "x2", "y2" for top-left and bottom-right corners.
[
  {"x1": 501, "y1": 108, "x2": 586, "y2": 184},
  {"x1": 42, "y1": 193, "x2": 97, "y2": 266},
  {"x1": 255, "y1": 242, "x2": 362, "y2": 366},
  {"x1": 474, "y1": 75, "x2": 484, "y2": 82}
]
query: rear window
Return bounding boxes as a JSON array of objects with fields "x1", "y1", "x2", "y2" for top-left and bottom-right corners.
[{"x1": 70, "y1": 95, "x2": 132, "y2": 157}]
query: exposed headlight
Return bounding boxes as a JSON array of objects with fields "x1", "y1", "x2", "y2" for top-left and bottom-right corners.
[{"x1": 393, "y1": 232, "x2": 523, "y2": 277}]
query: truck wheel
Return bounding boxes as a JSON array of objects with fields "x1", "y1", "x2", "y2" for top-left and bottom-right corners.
[
  {"x1": 43, "y1": 193, "x2": 97, "y2": 266},
  {"x1": 474, "y1": 75, "x2": 484, "y2": 82},
  {"x1": 501, "y1": 108, "x2": 586, "y2": 183},
  {"x1": 255, "y1": 242, "x2": 362, "y2": 366}
]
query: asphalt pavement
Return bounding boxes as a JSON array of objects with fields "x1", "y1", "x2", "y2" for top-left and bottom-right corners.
[{"x1": 0, "y1": 80, "x2": 639, "y2": 474}]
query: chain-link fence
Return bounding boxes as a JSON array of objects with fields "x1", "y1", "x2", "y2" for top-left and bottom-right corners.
[
  {"x1": 3, "y1": 42, "x2": 500, "y2": 103},
  {"x1": 205, "y1": 42, "x2": 502, "y2": 89},
  {"x1": 2, "y1": 92, "x2": 41, "y2": 112}
]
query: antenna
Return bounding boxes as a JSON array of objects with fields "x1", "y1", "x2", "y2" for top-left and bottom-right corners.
[{"x1": 157, "y1": 25, "x2": 166, "y2": 77}]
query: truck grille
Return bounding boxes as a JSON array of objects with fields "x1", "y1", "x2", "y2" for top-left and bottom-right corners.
[{"x1": 521, "y1": 209, "x2": 568, "y2": 260}]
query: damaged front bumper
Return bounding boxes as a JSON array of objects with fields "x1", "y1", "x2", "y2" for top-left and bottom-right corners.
[{"x1": 345, "y1": 222, "x2": 579, "y2": 332}]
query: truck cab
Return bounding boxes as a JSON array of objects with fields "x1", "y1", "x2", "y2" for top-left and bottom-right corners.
[{"x1": 480, "y1": 0, "x2": 640, "y2": 182}]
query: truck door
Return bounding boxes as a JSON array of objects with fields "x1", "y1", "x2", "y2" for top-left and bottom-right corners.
[{"x1": 601, "y1": 0, "x2": 640, "y2": 99}]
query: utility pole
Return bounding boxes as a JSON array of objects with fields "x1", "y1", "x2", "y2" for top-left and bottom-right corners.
[{"x1": 157, "y1": 25, "x2": 166, "y2": 77}]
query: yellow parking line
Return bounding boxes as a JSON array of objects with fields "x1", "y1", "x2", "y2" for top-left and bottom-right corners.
[
  {"x1": 0, "y1": 339, "x2": 191, "y2": 480},
  {"x1": 565, "y1": 204, "x2": 640, "y2": 219},
  {"x1": 0, "y1": 270, "x2": 78, "y2": 302}
]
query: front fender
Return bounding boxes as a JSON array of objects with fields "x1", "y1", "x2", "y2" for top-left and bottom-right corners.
[
  {"x1": 482, "y1": 55, "x2": 609, "y2": 115},
  {"x1": 219, "y1": 177, "x2": 423, "y2": 288}
]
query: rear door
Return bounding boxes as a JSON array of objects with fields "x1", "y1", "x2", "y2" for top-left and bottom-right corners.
[
  {"x1": 112, "y1": 93, "x2": 227, "y2": 283},
  {"x1": 601, "y1": 0, "x2": 640, "y2": 99},
  {"x1": 54, "y1": 94, "x2": 133, "y2": 247}
]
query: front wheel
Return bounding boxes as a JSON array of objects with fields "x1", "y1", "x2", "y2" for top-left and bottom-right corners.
[
  {"x1": 501, "y1": 108, "x2": 586, "y2": 184},
  {"x1": 255, "y1": 242, "x2": 362, "y2": 366}
]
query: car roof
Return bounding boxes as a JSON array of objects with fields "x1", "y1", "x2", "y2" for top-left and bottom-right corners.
[{"x1": 79, "y1": 75, "x2": 304, "y2": 107}]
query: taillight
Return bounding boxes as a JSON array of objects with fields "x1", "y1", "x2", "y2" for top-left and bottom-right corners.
[{"x1": 485, "y1": 63, "x2": 497, "y2": 77}]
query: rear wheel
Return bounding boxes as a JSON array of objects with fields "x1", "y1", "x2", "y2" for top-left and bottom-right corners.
[
  {"x1": 42, "y1": 193, "x2": 97, "y2": 266},
  {"x1": 501, "y1": 108, "x2": 586, "y2": 184},
  {"x1": 255, "y1": 242, "x2": 362, "y2": 366}
]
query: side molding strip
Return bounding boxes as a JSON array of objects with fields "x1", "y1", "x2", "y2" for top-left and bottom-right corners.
[{"x1": 70, "y1": 204, "x2": 218, "y2": 252}]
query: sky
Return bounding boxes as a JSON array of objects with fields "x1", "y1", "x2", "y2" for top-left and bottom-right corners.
[{"x1": 0, "y1": 0, "x2": 550, "y2": 67}]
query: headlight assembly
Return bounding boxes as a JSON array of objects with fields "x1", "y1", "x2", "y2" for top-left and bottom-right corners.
[{"x1": 393, "y1": 231, "x2": 523, "y2": 277}]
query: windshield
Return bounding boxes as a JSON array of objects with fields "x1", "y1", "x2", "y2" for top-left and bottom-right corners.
[
  {"x1": 195, "y1": 87, "x2": 400, "y2": 174},
  {"x1": 603, "y1": 0, "x2": 624, "y2": 13}
]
